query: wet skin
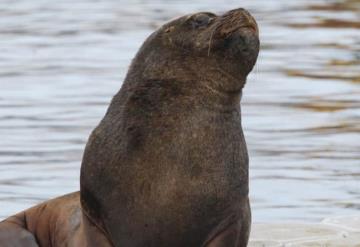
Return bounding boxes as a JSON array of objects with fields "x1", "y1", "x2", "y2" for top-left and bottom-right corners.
[{"x1": 0, "y1": 8, "x2": 259, "y2": 247}]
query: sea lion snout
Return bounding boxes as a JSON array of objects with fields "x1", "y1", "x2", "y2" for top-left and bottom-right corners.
[
  {"x1": 204, "y1": 8, "x2": 260, "y2": 78},
  {"x1": 208, "y1": 8, "x2": 259, "y2": 58},
  {"x1": 218, "y1": 8, "x2": 259, "y2": 37}
]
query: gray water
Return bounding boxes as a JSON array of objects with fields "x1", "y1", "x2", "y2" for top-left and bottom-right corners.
[{"x1": 0, "y1": 0, "x2": 359, "y2": 222}]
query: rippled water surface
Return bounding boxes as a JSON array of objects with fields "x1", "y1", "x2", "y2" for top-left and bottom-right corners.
[{"x1": 0, "y1": 0, "x2": 359, "y2": 222}]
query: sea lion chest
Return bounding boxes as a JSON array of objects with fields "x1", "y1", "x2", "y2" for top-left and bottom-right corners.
[{"x1": 81, "y1": 91, "x2": 249, "y2": 246}]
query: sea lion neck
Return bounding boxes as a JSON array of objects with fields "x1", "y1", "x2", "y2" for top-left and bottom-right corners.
[
  {"x1": 122, "y1": 47, "x2": 246, "y2": 111},
  {"x1": 122, "y1": 68, "x2": 243, "y2": 113}
]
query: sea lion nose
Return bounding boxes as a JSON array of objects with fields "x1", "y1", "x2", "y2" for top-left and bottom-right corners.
[
  {"x1": 226, "y1": 8, "x2": 251, "y2": 19},
  {"x1": 222, "y1": 8, "x2": 259, "y2": 34},
  {"x1": 217, "y1": 8, "x2": 260, "y2": 57}
]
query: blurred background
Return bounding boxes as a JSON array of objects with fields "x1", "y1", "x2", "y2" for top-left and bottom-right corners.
[{"x1": 0, "y1": 0, "x2": 359, "y2": 222}]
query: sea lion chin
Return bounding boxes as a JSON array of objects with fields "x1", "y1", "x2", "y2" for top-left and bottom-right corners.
[{"x1": 0, "y1": 8, "x2": 260, "y2": 247}]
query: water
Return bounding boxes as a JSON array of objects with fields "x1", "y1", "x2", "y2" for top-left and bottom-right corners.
[{"x1": 0, "y1": 0, "x2": 359, "y2": 222}]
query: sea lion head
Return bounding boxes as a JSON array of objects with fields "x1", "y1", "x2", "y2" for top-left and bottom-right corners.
[{"x1": 126, "y1": 8, "x2": 260, "y2": 93}]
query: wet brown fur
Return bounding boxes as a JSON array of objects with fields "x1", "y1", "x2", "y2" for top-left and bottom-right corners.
[{"x1": 0, "y1": 8, "x2": 259, "y2": 247}]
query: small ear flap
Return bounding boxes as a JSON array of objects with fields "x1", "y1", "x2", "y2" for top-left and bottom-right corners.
[{"x1": 164, "y1": 26, "x2": 175, "y2": 33}]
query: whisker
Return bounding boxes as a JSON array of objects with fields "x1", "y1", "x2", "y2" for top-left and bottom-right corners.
[
  {"x1": 207, "y1": 21, "x2": 224, "y2": 57},
  {"x1": 207, "y1": 27, "x2": 217, "y2": 57}
]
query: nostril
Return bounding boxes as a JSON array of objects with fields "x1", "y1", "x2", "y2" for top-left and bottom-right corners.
[
  {"x1": 222, "y1": 8, "x2": 258, "y2": 34},
  {"x1": 226, "y1": 8, "x2": 253, "y2": 19}
]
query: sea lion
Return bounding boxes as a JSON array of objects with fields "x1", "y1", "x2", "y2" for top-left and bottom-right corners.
[{"x1": 0, "y1": 7, "x2": 259, "y2": 247}]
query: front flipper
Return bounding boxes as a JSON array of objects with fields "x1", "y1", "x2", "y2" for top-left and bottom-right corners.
[
  {"x1": 0, "y1": 220, "x2": 38, "y2": 247},
  {"x1": 205, "y1": 221, "x2": 250, "y2": 247}
]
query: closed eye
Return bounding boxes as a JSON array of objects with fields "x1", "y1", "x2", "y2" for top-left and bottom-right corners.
[{"x1": 190, "y1": 13, "x2": 216, "y2": 29}]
